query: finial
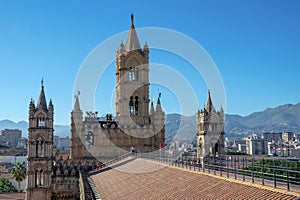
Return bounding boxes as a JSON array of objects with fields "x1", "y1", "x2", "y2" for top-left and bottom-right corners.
[
  {"x1": 130, "y1": 13, "x2": 135, "y2": 29},
  {"x1": 159, "y1": 92, "x2": 161, "y2": 98},
  {"x1": 131, "y1": 13, "x2": 134, "y2": 25},
  {"x1": 41, "y1": 78, "x2": 44, "y2": 87}
]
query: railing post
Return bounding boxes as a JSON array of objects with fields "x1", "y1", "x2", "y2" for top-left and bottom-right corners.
[
  {"x1": 297, "y1": 160, "x2": 300, "y2": 185},
  {"x1": 194, "y1": 155, "x2": 196, "y2": 171},
  {"x1": 262, "y1": 158, "x2": 264, "y2": 185},
  {"x1": 208, "y1": 157, "x2": 211, "y2": 174},
  {"x1": 220, "y1": 157, "x2": 222, "y2": 177},
  {"x1": 251, "y1": 157, "x2": 254, "y2": 183},
  {"x1": 234, "y1": 157, "x2": 237, "y2": 180},
  {"x1": 286, "y1": 160, "x2": 290, "y2": 190},
  {"x1": 213, "y1": 156, "x2": 216, "y2": 175},
  {"x1": 227, "y1": 156, "x2": 229, "y2": 178},
  {"x1": 273, "y1": 159, "x2": 276, "y2": 188},
  {"x1": 242, "y1": 157, "x2": 245, "y2": 181}
]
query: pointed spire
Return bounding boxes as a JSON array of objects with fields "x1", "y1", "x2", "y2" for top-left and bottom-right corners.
[
  {"x1": 156, "y1": 95, "x2": 162, "y2": 113},
  {"x1": 73, "y1": 93, "x2": 81, "y2": 111},
  {"x1": 125, "y1": 13, "x2": 141, "y2": 52},
  {"x1": 118, "y1": 41, "x2": 125, "y2": 55},
  {"x1": 37, "y1": 79, "x2": 48, "y2": 111},
  {"x1": 205, "y1": 90, "x2": 213, "y2": 112},
  {"x1": 150, "y1": 101, "x2": 154, "y2": 115}
]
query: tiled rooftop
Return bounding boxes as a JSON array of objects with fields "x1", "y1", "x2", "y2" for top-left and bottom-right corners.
[
  {"x1": 0, "y1": 192, "x2": 25, "y2": 200},
  {"x1": 90, "y1": 158, "x2": 299, "y2": 200}
]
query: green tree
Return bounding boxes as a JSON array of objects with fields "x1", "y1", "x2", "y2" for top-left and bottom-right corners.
[
  {"x1": 0, "y1": 178, "x2": 17, "y2": 193},
  {"x1": 11, "y1": 162, "x2": 26, "y2": 193}
]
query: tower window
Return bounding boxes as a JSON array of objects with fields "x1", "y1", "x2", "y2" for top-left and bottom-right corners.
[
  {"x1": 129, "y1": 96, "x2": 134, "y2": 115},
  {"x1": 85, "y1": 131, "x2": 94, "y2": 146},
  {"x1": 135, "y1": 96, "x2": 139, "y2": 115},
  {"x1": 129, "y1": 67, "x2": 135, "y2": 81},
  {"x1": 38, "y1": 118, "x2": 45, "y2": 127}
]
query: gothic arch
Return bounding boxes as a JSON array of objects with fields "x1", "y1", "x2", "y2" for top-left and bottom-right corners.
[
  {"x1": 124, "y1": 53, "x2": 143, "y2": 68},
  {"x1": 34, "y1": 111, "x2": 47, "y2": 127}
]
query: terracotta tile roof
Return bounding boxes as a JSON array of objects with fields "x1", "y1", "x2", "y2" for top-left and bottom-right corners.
[
  {"x1": 0, "y1": 193, "x2": 25, "y2": 200},
  {"x1": 90, "y1": 158, "x2": 299, "y2": 200}
]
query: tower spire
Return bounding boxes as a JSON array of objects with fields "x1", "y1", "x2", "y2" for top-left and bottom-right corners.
[
  {"x1": 205, "y1": 90, "x2": 213, "y2": 112},
  {"x1": 125, "y1": 13, "x2": 141, "y2": 51},
  {"x1": 37, "y1": 79, "x2": 47, "y2": 111},
  {"x1": 73, "y1": 92, "x2": 81, "y2": 111}
]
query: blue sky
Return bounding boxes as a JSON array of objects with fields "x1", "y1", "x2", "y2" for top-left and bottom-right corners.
[{"x1": 0, "y1": 0, "x2": 299, "y2": 125}]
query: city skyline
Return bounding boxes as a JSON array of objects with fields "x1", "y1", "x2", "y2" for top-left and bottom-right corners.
[{"x1": 1, "y1": 1, "x2": 300, "y2": 125}]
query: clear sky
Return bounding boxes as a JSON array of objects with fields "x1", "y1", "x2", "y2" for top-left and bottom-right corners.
[{"x1": 0, "y1": 0, "x2": 299, "y2": 125}]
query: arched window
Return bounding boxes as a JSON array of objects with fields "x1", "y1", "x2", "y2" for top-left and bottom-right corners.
[
  {"x1": 85, "y1": 131, "x2": 94, "y2": 146},
  {"x1": 37, "y1": 114, "x2": 45, "y2": 127},
  {"x1": 134, "y1": 96, "x2": 139, "y2": 115},
  {"x1": 40, "y1": 141, "x2": 44, "y2": 157},
  {"x1": 129, "y1": 67, "x2": 135, "y2": 81},
  {"x1": 129, "y1": 96, "x2": 134, "y2": 115},
  {"x1": 40, "y1": 169, "x2": 43, "y2": 186},
  {"x1": 36, "y1": 141, "x2": 39, "y2": 157},
  {"x1": 35, "y1": 169, "x2": 39, "y2": 187}
]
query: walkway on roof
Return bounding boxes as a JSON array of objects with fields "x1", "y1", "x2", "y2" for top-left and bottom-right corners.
[{"x1": 89, "y1": 157, "x2": 300, "y2": 200}]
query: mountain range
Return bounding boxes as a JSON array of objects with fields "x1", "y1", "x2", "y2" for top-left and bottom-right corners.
[{"x1": 1, "y1": 102, "x2": 299, "y2": 140}]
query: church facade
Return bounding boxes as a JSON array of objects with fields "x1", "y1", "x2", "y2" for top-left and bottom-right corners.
[{"x1": 70, "y1": 14, "x2": 165, "y2": 160}]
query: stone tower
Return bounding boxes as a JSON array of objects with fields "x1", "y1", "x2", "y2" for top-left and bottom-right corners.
[
  {"x1": 70, "y1": 94, "x2": 84, "y2": 159},
  {"x1": 197, "y1": 91, "x2": 225, "y2": 161},
  {"x1": 115, "y1": 14, "x2": 150, "y2": 126},
  {"x1": 26, "y1": 82, "x2": 54, "y2": 200}
]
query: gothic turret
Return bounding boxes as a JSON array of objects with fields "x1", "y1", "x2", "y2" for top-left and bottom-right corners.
[{"x1": 156, "y1": 96, "x2": 162, "y2": 113}]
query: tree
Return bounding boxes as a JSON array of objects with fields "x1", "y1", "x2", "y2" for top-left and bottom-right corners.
[
  {"x1": 0, "y1": 178, "x2": 17, "y2": 193},
  {"x1": 11, "y1": 162, "x2": 26, "y2": 193}
]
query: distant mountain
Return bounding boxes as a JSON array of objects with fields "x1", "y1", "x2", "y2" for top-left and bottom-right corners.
[
  {"x1": 0, "y1": 120, "x2": 70, "y2": 138},
  {"x1": 1, "y1": 102, "x2": 299, "y2": 140},
  {"x1": 224, "y1": 103, "x2": 300, "y2": 138}
]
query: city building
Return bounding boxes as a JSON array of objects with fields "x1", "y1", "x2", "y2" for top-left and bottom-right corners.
[
  {"x1": 0, "y1": 129, "x2": 22, "y2": 148},
  {"x1": 282, "y1": 132, "x2": 293, "y2": 143},
  {"x1": 262, "y1": 132, "x2": 282, "y2": 143},
  {"x1": 237, "y1": 140, "x2": 247, "y2": 153},
  {"x1": 196, "y1": 91, "x2": 225, "y2": 161},
  {"x1": 245, "y1": 134, "x2": 267, "y2": 155},
  {"x1": 16, "y1": 137, "x2": 28, "y2": 149}
]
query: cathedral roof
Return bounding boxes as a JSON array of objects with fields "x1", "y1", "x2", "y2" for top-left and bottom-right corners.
[
  {"x1": 125, "y1": 14, "x2": 141, "y2": 52},
  {"x1": 37, "y1": 80, "x2": 47, "y2": 111}
]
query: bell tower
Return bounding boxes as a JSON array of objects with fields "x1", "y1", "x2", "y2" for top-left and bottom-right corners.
[
  {"x1": 70, "y1": 94, "x2": 84, "y2": 159},
  {"x1": 115, "y1": 14, "x2": 150, "y2": 126},
  {"x1": 26, "y1": 81, "x2": 53, "y2": 200},
  {"x1": 197, "y1": 91, "x2": 225, "y2": 162}
]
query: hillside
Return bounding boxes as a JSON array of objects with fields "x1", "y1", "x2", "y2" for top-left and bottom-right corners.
[{"x1": 1, "y1": 102, "x2": 299, "y2": 140}]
